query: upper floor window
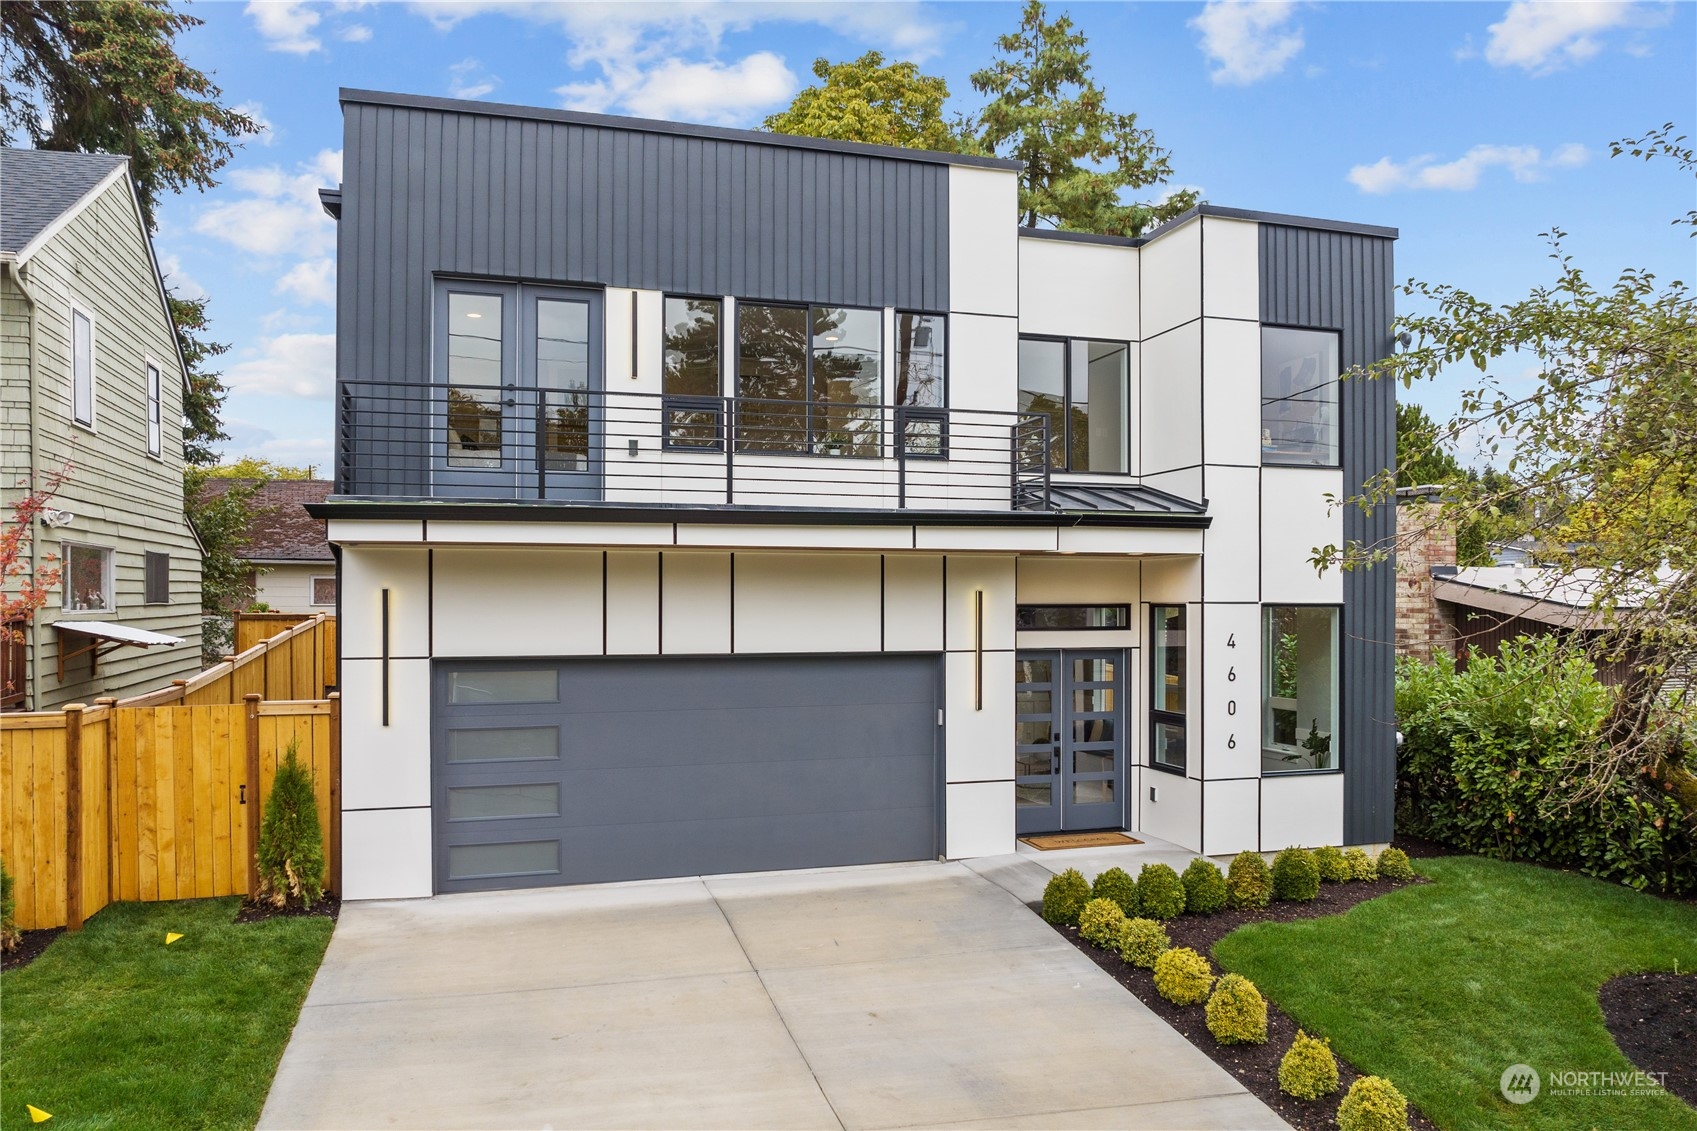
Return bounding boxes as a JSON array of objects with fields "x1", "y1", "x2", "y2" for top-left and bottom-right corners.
[
  {"x1": 1017, "y1": 337, "x2": 1128, "y2": 473},
  {"x1": 895, "y1": 312, "x2": 946, "y2": 456},
  {"x1": 445, "y1": 290, "x2": 504, "y2": 468},
  {"x1": 145, "y1": 361, "x2": 162, "y2": 456},
  {"x1": 662, "y1": 296, "x2": 722, "y2": 450},
  {"x1": 71, "y1": 305, "x2": 95, "y2": 427},
  {"x1": 63, "y1": 543, "x2": 113, "y2": 612},
  {"x1": 1261, "y1": 327, "x2": 1339, "y2": 466},
  {"x1": 737, "y1": 303, "x2": 880, "y2": 456}
]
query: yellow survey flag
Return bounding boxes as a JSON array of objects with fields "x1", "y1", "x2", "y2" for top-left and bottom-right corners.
[
  {"x1": 165, "y1": 933, "x2": 183, "y2": 945},
  {"x1": 26, "y1": 1104, "x2": 51, "y2": 1122}
]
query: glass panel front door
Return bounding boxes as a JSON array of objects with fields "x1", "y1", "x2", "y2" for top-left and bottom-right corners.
[{"x1": 1015, "y1": 649, "x2": 1126, "y2": 834}]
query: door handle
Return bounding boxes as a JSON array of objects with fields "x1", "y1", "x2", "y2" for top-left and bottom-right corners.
[{"x1": 1051, "y1": 750, "x2": 1060, "y2": 776}]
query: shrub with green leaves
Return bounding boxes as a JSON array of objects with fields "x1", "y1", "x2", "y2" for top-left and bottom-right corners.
[
  {"x1": 1078, "y1": 897, "x2": 1128, "y2": 947},
  {"x1": 1205, "y1": 973, "x2": 1268, "y2": 1045},
  {"x1": 1136, "y1": 862, "x2": 1186, "y2": 919},
  {"x1": 256, "y1": 740, "x2": 326, "y2": 908},
  {"x1": 1313, "y1": 844, "x2": 1351, "y2": 883},
  {"x1": 1116, "y1": 917, "x2": 1169, "y2": 968},
  {"x1": 1337, "y1": 1075, "x2": 1410, "y2": 1131},
  {"x1": 1344, "y1": 847, "x2": 1377, "y2": 881},
  {"x1": 1090, "y1": 866, "x2": 1140, "y2": 916},
  {"x1": 1278, "y1": 1030, "x2": 1340, "y2": 1099},
  {"x1": 1181, "y1": 857, "x2": 1228, "y2": 914},
  {"x1": 1226, "y1": 851, "x2": 1272, "y2": 909},
  {"x1": 1271, "y1": 847, "x2": 1321, "y2": 902},
  {"x1": 0, "y1": 858, "x2": 17, "y2": 953},
  {"x1": 1376, "y1": 846, "x2": 1415, "y2": 882},
  {"x1": 1041, "y1": 868, "x2": 1091, "y2": 925},
  {"x1": 1152, "y1": 946, "x2": 1215, "y2": 1005}
]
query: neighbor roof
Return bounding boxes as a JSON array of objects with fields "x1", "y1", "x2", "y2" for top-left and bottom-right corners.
[
  {"x1": 198, "y1": 479, "x2": 335, "y2": 562},
  {"x1": 0, "y1": 147, "x2": 129, "y2": 255}
]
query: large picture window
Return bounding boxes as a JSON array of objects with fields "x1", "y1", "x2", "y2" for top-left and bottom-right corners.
[
  {"x1": 1149, "y1": 605, "x2": 1186, "y2": 773},
  {"x1": 1261, "y1": 327, "x2": 1339, "y2": 466},
  {"x1": 1262, "y1": 606, "x2": 1339, "y2": 772},
  {"x1": 1018, "y1": 337, "x2": 1128, "y2": 473},
  {"x1": 662, "y1": 296, "x2": 723, "y2": 449},
  {"x1": 736, "y1": 303, "x2": 881, "y2": 456}
]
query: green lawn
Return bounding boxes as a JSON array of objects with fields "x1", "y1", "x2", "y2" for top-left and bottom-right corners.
[
  {"x1": 1, "y1": 898, "x2": 333, "y2": 1131},
  {"x1": 1214, "y1": 855, "x2": 1697, "y2": 1131}
]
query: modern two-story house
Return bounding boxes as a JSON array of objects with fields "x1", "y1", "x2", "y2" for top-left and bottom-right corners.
[
  {"x1": 315, "y1": 89, "x2": 1397, "y2": 900},
  {"x1": 1, "y1": 148, "x2": 202, "y2": 710}
]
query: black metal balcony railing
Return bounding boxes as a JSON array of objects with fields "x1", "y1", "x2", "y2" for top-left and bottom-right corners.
[{"x1": 337, "y1": 381, "x2": 1053, "y2": 511}]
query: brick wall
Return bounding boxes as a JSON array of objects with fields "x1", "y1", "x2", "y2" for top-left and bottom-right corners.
[{"x1": 1395, "y1": 503, "x2": 1458, "y2": 662}]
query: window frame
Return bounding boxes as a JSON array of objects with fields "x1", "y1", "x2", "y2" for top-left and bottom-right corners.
[
  {"x1": 144, "y1": 357, "x2": 163, "y2": 457},
  {"x1": 310, "y1": 575, "x2": 338, "y2": 607},
  {"x1": 1259, "y1": 603, "x2": 1342, "y2": 775},
  {"x1": 1148, "y1": 604, "x2": 1188, "y2": 776},
  {"x1": 734, "y1": 299, "x2": 885, "y2": 457},
  {"x1": 1259, "y1": 324, "x2": 1342, "y2": 469},
  {"x1": 1017, "y1": 333, "x2": 1132, "y2": 474},
  {"x1": 893, "y1": 309, "x2": 949, "y2": 461},
  {"x1": 70, "y1": 301, "x2": 97, "y2": 429},
  {"x1": 1014, "y1": 604, "x2": 1131, "y2": 631},
  {"x1": 61, "y1": 542, "x2": 115, "y2": 613},
  {"x1": 659, "y1": 292, "x2": 728, "y2": 453},
  {"x1": 143, "y1": 551, "x2": 170, "y2": 605}
]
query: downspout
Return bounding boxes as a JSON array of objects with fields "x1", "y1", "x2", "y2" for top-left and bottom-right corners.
[{"x1": 2, "y1": 258, "x2": 44, "y2": 710}]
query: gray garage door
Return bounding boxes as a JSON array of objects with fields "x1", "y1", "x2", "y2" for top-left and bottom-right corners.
[{"x1": 432, "y1": 655, "x2": 942, "y2": 893}]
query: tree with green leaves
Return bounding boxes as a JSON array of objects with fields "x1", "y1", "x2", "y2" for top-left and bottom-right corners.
[
  {"x1": 206, "y1": 457, "x2": 320, "y2": 481},
  {"x1": 186, "y1": 470, "x2": 265, "y2": 662},
  {"x1": 764, "y1": 52, "x2": 968, "y2": 152},
  {"x1": 971, "y1": 1, "x2": 1197, "y2": 236}
]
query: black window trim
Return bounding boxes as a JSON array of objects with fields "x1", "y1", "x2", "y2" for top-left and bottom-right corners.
[
  {"x1": 1259, "y1": 601, "x2": 1344, "y2": 776},
  {"x1": 1148, "y1": 603, "x2": 1187, "y2": 776},
  {"x1": 733, "y1": 298, "x2": 886, "y2": 459},
  {"x1": 893, "y1": 309, "x2": 950, "y2": 462},
  {"x1": 659, "y1": 292, "x2": 729, "y2": 453},
  {"x1": 1014, "y1": 603, "x2": 1132, "y2": 631},
  {"x1": 1259, "y1": 323, "x2": 1344, "y2": 471},
  {"x1": 1017, "y1": 333, "x2": 1133, "y2": 475}
]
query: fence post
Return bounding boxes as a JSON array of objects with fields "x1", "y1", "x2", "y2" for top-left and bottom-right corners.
[
  {"x1": 328, "y1": 692, "x2": 342, "y2": 895},
  {"x1": 95, "y1": 697, "x2": 118, "y2": 905},
  {"x1": 64, "y1": 704, "x2": 85, "y2": 931},
  {"x1": 245, "y1": 693, "x2": 262, "y2": 898}
]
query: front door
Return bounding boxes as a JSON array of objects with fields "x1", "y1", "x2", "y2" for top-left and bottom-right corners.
[{"x1": 1015, "y1": 650, "x2": 1125, "y2": 835}]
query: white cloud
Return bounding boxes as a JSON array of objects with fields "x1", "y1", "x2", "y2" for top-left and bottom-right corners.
[
  {"x1": 339, "y1": 24, "x2": 372, "y2": 42},
  {"x1": 221, "y1": 420, "x2": 333, "y2": 470},
  {"x1": 245, "y1": 1, "x2": 323, "y2": 55},
  {"x1": 1190, "y1": 1, "x2": 1305, "y2": 86},
  {"x1": 1482, "y1": 1, "x2": 1664, "y2": 73},
  {"x1": 449, "y1": 58, "x2": 499, "y2": 100},
  {"x1": 557, "y1": 52, "x2": 796, "y2": 124},
  {"x1": 234, "y1": 101, "x2": 277, "y2": 146},
  {"x1": 1348, "y1": 143, "x2": 1590, "y2": 194},
  {"x1": 275, "y1": 258, "x2": 336, "y2": 306},
  {"x1": 156, "y1": 254, "x2": 208, "y2": 304},
  {"x1": 224, "y1": 333, "x2": 336, "y2": 400},
  {"x1": 195, "y1": 149, "x2": 341, "y2": 259}
]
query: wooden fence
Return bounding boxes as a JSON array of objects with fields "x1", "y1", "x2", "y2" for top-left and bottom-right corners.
[
  {"x1": 1, "y1": 694, "x2": 341, "y2": 930},
  {"x1": 117, "y1": 613, "x2": 337, "y2": 709}
]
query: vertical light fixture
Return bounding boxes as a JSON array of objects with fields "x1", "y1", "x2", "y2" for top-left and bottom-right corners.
[
  {"x1": 631, "y1": 292, "x2": 639, "y2": 380},
  {"x1": 974, "y1": 589, "x2": 984, "y2": 711},
  {"x1": 380, "y1": 587, "x2": 391, "y2": 727}
]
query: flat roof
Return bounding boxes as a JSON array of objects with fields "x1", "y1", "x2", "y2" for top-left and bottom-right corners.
[{"x1": 1019, "y1": 204, "x2": 1398, "y2": 247}]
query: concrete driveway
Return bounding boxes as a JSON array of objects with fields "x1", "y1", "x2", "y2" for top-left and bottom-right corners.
[{"x1": 260, "y1": 858, "x2": 1285, "y2": 1130}]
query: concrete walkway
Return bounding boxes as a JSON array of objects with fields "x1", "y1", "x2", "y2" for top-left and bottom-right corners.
[{"x1": 261, "y1": 858, "x2": 1286, "y2": 1130}]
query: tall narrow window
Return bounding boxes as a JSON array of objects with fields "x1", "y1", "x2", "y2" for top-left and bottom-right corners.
[
  {"x1": 1261, "y1": 327, "x2": 1340, "y2": 466},
  {"x1": 1262, "y1": 606, "x2": 1339, "y2": 772},
  {"x1": 72, "y1": 307, "x2": 95, "y2": 426},
  {"x1": 662, "y1": 296, "x2": 723, "y2": 449},
  {"x1": 445, "y1": 292, "x2": 503, "y2": 467},
  {"x1": 144, "y1": 551, "x2": 169, "y2": 604},
  {"x1": 145, "y1": 361, "x2": 162, "y2": 456},
  {"x1": 536, "y1": 297, "x2": 591, "y2": 472},
  {"x1": 895, "y1": 312, "x2": 946, "y2": 456},
  {"x1": 810, "y1": 306, "x2": 881, "y2": 456},
  {"x1": 1149, "y1": 605, "x2": 1187, "y2": 773},
  {"x1": 736, "y1": 302, "x2": 809, "y2": 452},
  {"x1": 1017, "y1": 337, "x2": 1127, "y2": 472}
]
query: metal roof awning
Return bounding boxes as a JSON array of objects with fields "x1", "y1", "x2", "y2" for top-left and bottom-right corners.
[
  {"x1": 51, "y1": 621, "x2": 185, "y2": 681},
  {"x1": 1045, "y1": 482, "x2": 1208, "y2": 517}
]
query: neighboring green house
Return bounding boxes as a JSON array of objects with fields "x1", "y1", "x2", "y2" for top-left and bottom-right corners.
[{"x1": 1, "y1": 148, "x2": 203, "y2": 710}]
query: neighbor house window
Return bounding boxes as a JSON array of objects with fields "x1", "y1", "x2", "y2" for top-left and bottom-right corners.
[
  {"x1": 145, "y1": 361, "x2": 162, "y2": 456},
  {"x1": 1262, "y1": 606, "x2": 1339, "y2": 772},
  {"x1": 1017, "y1": 337, "x2": 1128, "y2": 472},
  {"x1": 1261, "y1": 327, "x2": 1339, "y2": 466},
  {"x1": 144, "y1": 551, "x2": 169, "y2": 605},
  {"x1": 736, "y1": 303, "x2": 881, "y2": 455},
  {"x1": 63, "y1": 543, "x2": 113, "y2": 612},
  {"x1": 662, "y1": 296, "x2": 723, "y2": 449},
  {"x1": 311, "y1": 576, "x2": 337, "y2": 606},
  {"x1": 1016, "y1": 605, "x2": 1130, "y2": 630},
  {"x1": 894, "y1": 312, "x2": 946, "y2": 456},
  {"x1": 1150, "y1": 605, "x2": 1187, "y2": 773},
  {"x1": 72, "y1": 306, "x2": 95, "y2": 427}
]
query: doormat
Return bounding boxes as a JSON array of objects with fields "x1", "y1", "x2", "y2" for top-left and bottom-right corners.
[{"x1": 1019, "y1": 832, "x2": 1143, "y2": 851}]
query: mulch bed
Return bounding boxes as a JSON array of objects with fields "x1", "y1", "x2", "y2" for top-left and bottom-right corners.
[
  {"x1": 1034, "y1": 874, "x2": 1438, "y2": 1131},
  {"x1": 1, "y1": 927, "x2": 65, "y2": 973},
  {"x1": 235, "y1": 892, "x2": 341, "y2": 925},
  {"x1": 1600, "y1": 972, "x2": 1697, "y2": 1109}
]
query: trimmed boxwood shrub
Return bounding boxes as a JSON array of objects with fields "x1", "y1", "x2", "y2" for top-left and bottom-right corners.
[
  {"x1": 1116, "y1": 917, "x2": 1169, "y2": 968},
  {"x1": 1181, "y1": 857, "x2": 1228, "y2": 914},
  {"x1": 1078, "y1": 898, "x2": 1128, "y2": 947},
  {"x1": 1042, "y1": 868, "x2": 1091, "y2": 925},
  {"x1": 1278, "y1": 1030, "x2": 1340, "y2": 1099},
  {"x1": 1153, "y1": 946, "x2": 1215, "y2": 1005},
  {"x1": 1376, "y1": 846, "x2": 1415, "y2": 882},
  {"x1": 1337, "y1": 1075, "x2": 1410, "y2": 1131},
  {"x1": 1090, "y1": 866, "x2": 1140, "y2": 917},
  {"x1": 1271, "y1": 847, "x2": 1320, "y2": 902},
  {"x1": 1204, "y1": 973, "x2": 1268, "y2": 1045},
  {"x1": 1344, "y1": 847, "x2": 1378, "y2": 881},
  {"x1": 1313, "y1": 844, "x2": 1351, "y2": 883},
  {"x1": 1226, "y1": 851, "x2": 1272, "y2": 909},
  {"x1": 1136, "y1": 862, "x2": 1186, "y2": 920}
]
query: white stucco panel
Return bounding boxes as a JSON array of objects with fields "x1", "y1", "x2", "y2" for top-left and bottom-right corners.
[
  {"x1": 606, "y1": 550, "x2": 660, "y2": 655},
  {"x1": 1202, "y1": 317, "x2": 1263, "y2": 467},
  {"x1": 1201, "y1": 777, "x2": 1260, "y2": 856},
  {"x1": 947, "y1": 312, "x2": 1019, "y2": 413},
  {"x1": 732, "y1": 553, "x2": 882, "y2": 653},
  {"x1": 946, "y1": 780, "x2": 1015, "y2": 859},
  {"x1": 883, "y1": 554, "x2": 944, "y2": 652},
  {"x1": 1016, "y1": 237, "x2": 1139, "y2": 341},
  {"x1": 340, "y1": 547, "x2": 430, "y2": 659},
  {"x1": 1140, "y1": 321, "x2": 1202, "y2": 476},
  {"x1": 661, "y1": 552, "x2": 731, "y2": 653},
  {"x1": 1259, "y1": 468, "x2": 1346, "y2": 604},
  {"x1": 431, "y1": 548, "x2": 603, "y2": 657},
  {"x1": 945, "y1": 649, "x2": 1014, "y2": 783},
  {"x1": 1201, "y1": 216, "x2": 1259, "y2": 322},
  {"x1": 1260, "y1": 772, "x2": 1345, "y2": 850},
  {"x1": 943, "y1": 555, "x2": 1016, "y2": 652},
  {"x1": 1201, "y1": 465, "x2": 1260, "y2": 605},
  {"x1": 341, "y1": 806, "x2": 433, "y2": 901},
  {"x1": 1137, "y1": 769, "x2": 1201, "y2": 852},
  {"x1": 1139, "y1": 217, "x2": 1201, "y2": 338},
  {"x1": 948, "y1": 166, "x2": 1019, "y2": 317},
  {"x1": 339, "y1": 657, "x2": 431, "y2": 810},
  {"x1": 1199, "y1": 602, "x2": 1263, "y2": 780}
]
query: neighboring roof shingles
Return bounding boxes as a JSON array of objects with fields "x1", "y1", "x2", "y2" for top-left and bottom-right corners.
[
  {"x1": 1, "y1": 147, "x2": 128, "y2": 254},
  {"x1": 197, "y1": 479, "x2": 335, "y2": 562}
]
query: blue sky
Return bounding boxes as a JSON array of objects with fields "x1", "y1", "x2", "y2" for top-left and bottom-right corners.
[{"x1": 152, "y1": 1, "x2": 1696, "y2": 471}]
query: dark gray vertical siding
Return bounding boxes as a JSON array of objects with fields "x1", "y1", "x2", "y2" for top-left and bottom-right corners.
[{"x1": 1260, "y1": 225, "x2": 1398, "y2": 844}]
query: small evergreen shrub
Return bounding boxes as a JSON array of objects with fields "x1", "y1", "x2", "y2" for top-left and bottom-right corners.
[
  {"x1": 1041, "y1": 868, "x2": 1091, "y2": 925},
  {"x1": 0, "y1": 859, "x2": 17, "y2": 953},
  {"x1": 1337, "y1": 1076, "x2": 1410, "y2": 1131},
  {"x1": 256, "y1": 740, "x2": 326, "y2": 908},
  {"x1": 1376, "y1": 846, "x2": 1415, "y2": 882},
  {"x1": 1313, "y1": 844, "x2": 1351, "y2": 883},
  {"x1": 1344, "y1": 847, "x2": 1378, "y2": 881},
  {"x1": 1278, "y1": 1030, "x2": 1340, "y2": 1099},
  {"x1": 1226, "y1": 851, "x2": 1272, "y2": 909},
  {"x1": 1090, "y1": 866, "x2": 1140, "y2": 916},
  {"x1": 1116, "y1": 917, "x2": 1170, "y2": 968},
  {"x1": 1271, "y1": 848, "x2": 1321, "y2": 902},
  {"x1": 1181, "y1": 857, "x2": 1228, "y2": 914},
  {"x1": 1078, "y1": 898, "x2": 1128, "y2": 947},
  {"x1": 1205, "y1": 973, "x2": 1268, "y2": 1045},
  {"x1": 1152, "y1": 946, "x2": 1215, "y2": 1005},
  {"x1": 1136, "y1": 862, "x2": 1186, "y2": 920}
]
